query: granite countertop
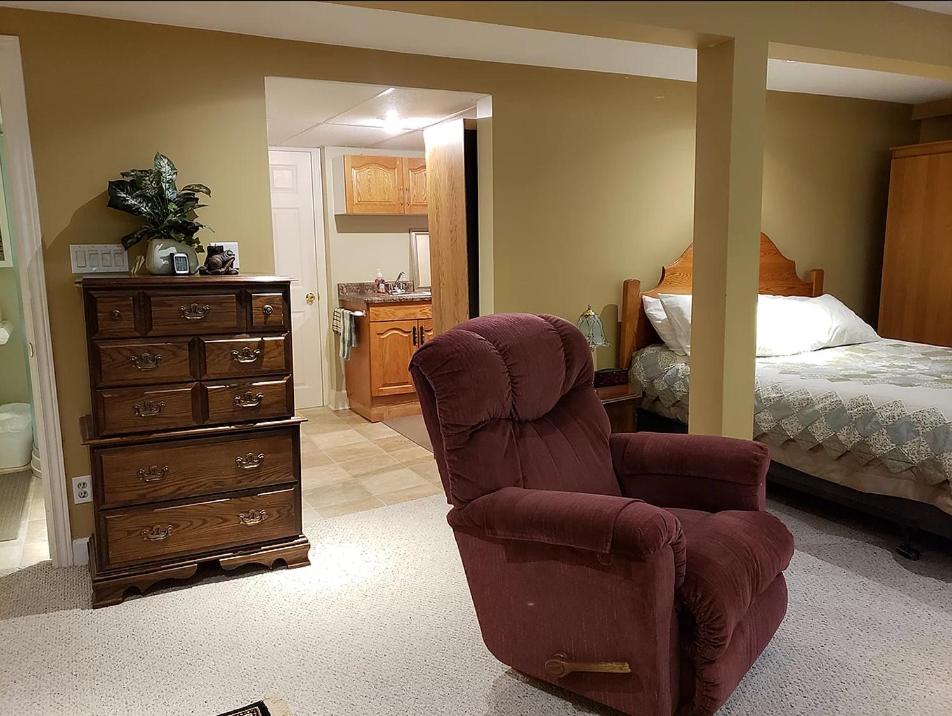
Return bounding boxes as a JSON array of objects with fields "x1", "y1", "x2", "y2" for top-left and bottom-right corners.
[
  {"x1": 338, "y1": 281, "x2": 432, "y2": 305},
  {"x1": 340, "y1": 290, "x2": 432, "y2": 305}
]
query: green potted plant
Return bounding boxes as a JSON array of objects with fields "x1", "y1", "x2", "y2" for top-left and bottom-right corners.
[{"x1": 107, "y1": 152, "x2": 211, "y2": 274}]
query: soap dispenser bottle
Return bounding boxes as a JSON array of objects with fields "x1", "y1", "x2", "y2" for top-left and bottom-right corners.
[{"x1": 374, "y1": 269, "x2": 387, "y2": 294}]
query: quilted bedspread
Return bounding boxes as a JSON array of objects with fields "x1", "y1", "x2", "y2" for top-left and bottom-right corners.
[{"x1": 630, "y1": 340, "x2": 952, "y2": 496}]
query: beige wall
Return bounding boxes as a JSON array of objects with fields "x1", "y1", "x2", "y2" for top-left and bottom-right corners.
[
  {"x1": 763, "y1": 92, "x2": 916, "y2": 322},
  {"x1": 0, "y1": 267, "x2": 30, "y2": 405},
  {"x1": 919, "y1": 115, "x2": 952, "y2": 143},
  {"x1": 0, "y1": 7, "x2": 918, "y2": 536}
]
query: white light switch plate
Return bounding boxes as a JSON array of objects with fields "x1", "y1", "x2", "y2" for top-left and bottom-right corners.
[{"x1": 70, "y1": 244, "x2": 129, "y2": 274}]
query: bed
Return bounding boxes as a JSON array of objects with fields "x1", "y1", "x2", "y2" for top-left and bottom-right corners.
[{"x1": 618, "y1": 233, "x2": 952, "y2": 553}]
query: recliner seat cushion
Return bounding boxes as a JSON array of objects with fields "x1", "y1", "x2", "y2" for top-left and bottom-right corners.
[{"x1": 668, "y1": 508, "x2": 794, "y2": 662}]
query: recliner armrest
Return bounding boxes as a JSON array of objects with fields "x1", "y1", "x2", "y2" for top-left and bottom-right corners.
[
  {"x1": 448, "y1": 486, "x2": 685, "y2": 565},
  {"x1": 610, "y1": 432, "x2": 769, "y2": 512}
]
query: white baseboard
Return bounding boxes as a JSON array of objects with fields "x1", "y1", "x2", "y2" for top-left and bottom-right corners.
[{"x1": 72, "y1": 537, "x2": 89, "y2": 566}]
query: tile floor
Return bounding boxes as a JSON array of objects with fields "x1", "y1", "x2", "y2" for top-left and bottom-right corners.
[
  {"x1": 297, "y1": 407, "x2": 442, "y2": 522},
  {"x1": 0, "y1": 407, "x2": 440, "y2": 574},
  {"x1": 0, "y1": 471, "x2": 50, "y2": 574}
]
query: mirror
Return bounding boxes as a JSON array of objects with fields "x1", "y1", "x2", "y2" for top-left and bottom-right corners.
[{"x1": 409, "y1": 230, "x2": 430, "y2": 290}]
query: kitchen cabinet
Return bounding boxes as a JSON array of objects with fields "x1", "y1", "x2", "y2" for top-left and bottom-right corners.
[
  {"x1": 341, "y1": 155, "x2": 428, "y2": 215},
  {"x1": 340, "y1": 294, "x2": 433, "y2": 421}
]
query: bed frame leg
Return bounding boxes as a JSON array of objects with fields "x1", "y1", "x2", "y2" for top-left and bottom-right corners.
[{"x1": 896, "y1": 527, "x2": 922, "y2": 561}]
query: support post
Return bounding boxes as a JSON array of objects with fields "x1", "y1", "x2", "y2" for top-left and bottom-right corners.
[{"x1": 689, "y1": 37, "x2": 768, "y2": 438}]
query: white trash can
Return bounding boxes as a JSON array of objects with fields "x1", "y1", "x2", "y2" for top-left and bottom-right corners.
[{"x1": 0, "y1": 403, "x2": 33, "y2": 472}]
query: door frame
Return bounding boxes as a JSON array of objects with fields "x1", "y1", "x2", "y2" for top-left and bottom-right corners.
[
  {"x1": 268, "y1": 146, "x2": 331, "y2": 409},
  {"x1": 0, "y1": 36, "x2": 72, "y2": 567}
]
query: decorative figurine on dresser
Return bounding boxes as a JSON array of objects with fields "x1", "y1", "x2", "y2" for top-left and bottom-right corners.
[{"x1": 80, "y1": 275, "x2": 310, "y2": 607}]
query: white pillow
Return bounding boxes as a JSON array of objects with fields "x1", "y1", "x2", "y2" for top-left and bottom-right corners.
[
  {"x1": 642, "y1": 295, "x2": 686, "y2": 354},
  {"x1": 657, "y1": 294, "x2": 694, "y2": 355},
  {"x1": 655, "y1": 293, "x2": 879, "y2": 357},
  {"x1": 756, "y1": 294, "x2": 879, "y2": 356}
]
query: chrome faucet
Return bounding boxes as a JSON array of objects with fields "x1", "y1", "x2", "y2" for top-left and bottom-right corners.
[{"x1": 390, "y1": 271, "x2": 407, "y2": 294}]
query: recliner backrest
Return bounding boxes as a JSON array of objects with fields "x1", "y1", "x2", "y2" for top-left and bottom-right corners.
[{"x1": 410, "y1": 313, "x2": 620, "y2": 507}]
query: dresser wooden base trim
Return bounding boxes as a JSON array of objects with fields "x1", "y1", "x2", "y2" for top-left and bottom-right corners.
[{"x1": 88, "y1": 533, "x2": 311, "y2": 608}]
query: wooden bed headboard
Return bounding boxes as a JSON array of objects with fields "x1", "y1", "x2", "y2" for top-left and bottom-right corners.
[{"x1": 617, "y1": 233, "x2": 824, "y2": 367}]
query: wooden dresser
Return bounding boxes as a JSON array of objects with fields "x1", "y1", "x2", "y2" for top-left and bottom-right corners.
[
  {"x1": 80, "y1": 275, "x2": 310, "y2": 607},
  {"x1": 879, "y1": 140, "x2": 952, "y2": 347}
]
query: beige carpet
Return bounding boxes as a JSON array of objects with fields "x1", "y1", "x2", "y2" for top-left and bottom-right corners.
[{"x1": 0, "y1": 493, "x2": 949, "y2": 715}]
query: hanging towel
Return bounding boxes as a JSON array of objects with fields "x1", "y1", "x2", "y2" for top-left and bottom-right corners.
[{"x1": 333, "y1": 307, "x2": 359, "y2": 360}]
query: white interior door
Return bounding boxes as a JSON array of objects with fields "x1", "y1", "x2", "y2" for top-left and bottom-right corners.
[{"x1": 269, "y1": 149, "x2": 325, "y2": 408}]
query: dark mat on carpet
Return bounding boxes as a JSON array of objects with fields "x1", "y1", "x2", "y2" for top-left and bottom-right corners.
[
  {"x1": 218, "y1": 697, "x2": 290, "y2": 716},
  {"x1": 384, "y1": 414, "x2": 432, "y2": 452},
  {"x1": 0, "y1": 470, "x2": 31, "y2": 541}
]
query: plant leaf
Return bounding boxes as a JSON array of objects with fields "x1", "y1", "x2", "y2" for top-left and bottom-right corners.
[
  {"x1": 107, "y1": 179, "x2": 156, "y2": 218},
  {"x1": 153, "y1": 153, "x2": 178, "y2": 201},
  {"x1": 180, "y1": 183, "x2": 211, "y2": 197},
  {"x1": 120, "y1": 226, "x2": 152, "y2": 250}
]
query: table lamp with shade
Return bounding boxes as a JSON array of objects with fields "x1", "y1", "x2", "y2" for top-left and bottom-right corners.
[{"x1": 576, "y1": 305, "x2": 629, "y2": 387}]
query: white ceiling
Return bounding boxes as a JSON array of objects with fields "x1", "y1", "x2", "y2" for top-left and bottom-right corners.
[
  {"x1": 892, "y1": 1, "x2": 952, "y2": 15},
  {"x1": 3, "y1": 1, "x2": 952, "y2": 104},
  {"x1": 265, "y1": 78, "x2": 484, "y2": 149}
]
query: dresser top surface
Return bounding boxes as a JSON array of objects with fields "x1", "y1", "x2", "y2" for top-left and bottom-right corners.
[{"x1": 78, "y1": 274, "x2": 290, "y2": 289}]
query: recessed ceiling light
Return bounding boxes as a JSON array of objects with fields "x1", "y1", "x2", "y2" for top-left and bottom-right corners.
[{"x1": 383, "y1": 109, "x2": 402, "y2": 134}]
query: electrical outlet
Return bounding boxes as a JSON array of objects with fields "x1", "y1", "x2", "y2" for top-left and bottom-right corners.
[{"x1": 72, "y1": 475, "x2": 92, "y2": 504}]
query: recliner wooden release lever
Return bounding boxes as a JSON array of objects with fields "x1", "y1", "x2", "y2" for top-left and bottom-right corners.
[{"x1": 544, "y1": 652, "x2": 631, "y2": 679}]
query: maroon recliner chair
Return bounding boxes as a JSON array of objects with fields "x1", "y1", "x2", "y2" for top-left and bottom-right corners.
[{"x1": 409, "y1": 313, "x2": 794, "y2": 716}]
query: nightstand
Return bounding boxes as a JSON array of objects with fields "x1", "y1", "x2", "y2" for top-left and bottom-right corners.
[{"x1": 596, "y1": 385, "x2": 641, "y2": 433}]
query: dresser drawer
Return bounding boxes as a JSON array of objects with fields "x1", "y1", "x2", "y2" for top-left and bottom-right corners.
[
  {"x1": 97, "y1": 430, "x2": 297, "y2": 507},
  {"x1": 201, "y1": 334, "x2": 289, "y2": 379},
  {"x1": 250, "y1": 293, "x2": 289, "y2": 330},
  {"x1": 96, "y1": 385, "x2": 197, "y2": 435},
  {"x1": 101, "y1": 487, "x2": 300, "y2": 567},
  {"x1": 205, "y1": 377, "x2": 292, "y2": 424},
  {"x1": 149, "y1": 293, "x2": 240, "y2": 335},
  {"x1": 94, "y1": 339, "x2": 193, "y2": 387},
  {"x1": 89, "y1": 292, "x2": 137, "y2": 338}
]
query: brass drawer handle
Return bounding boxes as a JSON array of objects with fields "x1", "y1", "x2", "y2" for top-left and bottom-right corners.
[
  {"x1": 129, "y1": 352, "x2": 163, "y2": 371},
  {"x1": 137, "y1": 465, "x2": 169, "y2": 483},
  {"x1": 231, "y1": 347, "x2": 262, "y2": 364},
  {"x1": 110, "y1": 309, "x2": 123, "y2": 321},
  {"x1": 133, "y1": 400, "x2": 166, "y2": 417},
  {"x1": 238, "y1": 509, "x2": 267, "y2": 526},
  {"x1": 234, "y1": 391, "x2": 264, "y2": 408},
  {"x1": 236, "y1": 452, "x2": 265, "y2": 469},
  {"x1": 543, "y1": 652, "x2": 631, "y2": 679},
  {"x1": 262, "y1": 304, "x2": 275, "y2": 319},
  {"x1": 179, "y1": 303, "x2": 211, "y2": 320},
  {"x1": 141, "y1": 525, "x2": 173, "y2": 542}
]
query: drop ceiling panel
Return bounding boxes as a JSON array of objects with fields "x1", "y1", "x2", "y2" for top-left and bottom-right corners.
[
  {"x1": 372, "y1": 130, "x2": 426, "y2": 151},
  {"x1": 265, "y1": 77, "x2": 388, "y2": 143},
  {"x1": 333, "y1": 87, "x2": 485, "y2": 130},
  {"x1": 284, "y1": 123, "x2": 401, "y2": 148}
]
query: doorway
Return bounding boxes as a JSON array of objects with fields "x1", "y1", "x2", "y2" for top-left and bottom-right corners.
[
  {"x1": 265, "y1": 77, "x2": 489, "y2": 417},
  {"x1": 0, "y1": 36, "x2": 69, "y2": 571}
]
